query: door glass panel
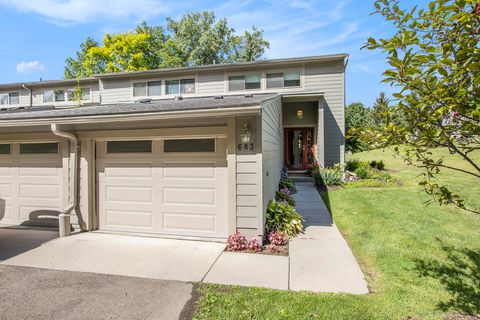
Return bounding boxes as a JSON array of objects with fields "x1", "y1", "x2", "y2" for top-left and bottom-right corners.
[{"x1": 286, "y1": 129, "x2": 304, "y2": 169}]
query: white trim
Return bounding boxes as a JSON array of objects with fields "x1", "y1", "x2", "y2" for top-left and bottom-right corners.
[{"x1": 129, "y1": 74, "x2": 198, "y2": 100}]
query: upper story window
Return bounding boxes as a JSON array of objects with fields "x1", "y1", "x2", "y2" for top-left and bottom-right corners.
[
  {"x1": 0, "y1": 92, "x2": 19, "y2": 105},
  {"x1": 44, "y1": 87, "x2": 90, "y2": 103},
  {"x1": 67, "y1": 88, "x2": 90, "y2": 101},
  {"x1": 228, "y1": 74, "x2": 261, "y2": 91},
  {"x1": 165, "y1": 78, "x2": 195, "y2": 95},
  {"x1": 133, "y1": 81, "x2": 161, "y2": 97},
  {"x1": 54, "y1": 89, "x2": 66, "y2": 102},
  {"x1": 43, "y1": 90, "x2": 54, "y2": 103},
  {"x1": 266, "y1": 71, "x2": 301, "y2": 88}
]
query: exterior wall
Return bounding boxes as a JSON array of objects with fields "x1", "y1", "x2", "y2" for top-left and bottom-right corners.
[
  {"x1": 305, "y1": 60, "x2": 345, "y2": 166},
  {"x1": 235, "y1": 116, "x2": 262, "y2": 240},
  {"x1": 99, "y1": 78, "x2": 132, "y2": 104},
  {"x1": 261, "y1": 97, "x2": 283, "y2": 232}
]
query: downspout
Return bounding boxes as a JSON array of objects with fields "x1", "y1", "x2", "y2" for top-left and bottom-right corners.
[
  {"x1": 21, "y1": 84, "x2": 32, "y2": 107},
  {"x1": 51, "y1": 123, "x2": 79, "y2": 237}
]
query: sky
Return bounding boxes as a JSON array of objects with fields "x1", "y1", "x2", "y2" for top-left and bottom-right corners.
[{"x1": 0, "y1": 0, "x2": 415, "y2": 107}]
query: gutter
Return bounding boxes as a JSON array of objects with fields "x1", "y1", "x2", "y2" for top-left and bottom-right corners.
[
  {"x1": 0, "y1": 104, "x2": 263, "y2": 127},
  {"x1": 50, "y1": 123, "x2": 79, "y2": 237}
]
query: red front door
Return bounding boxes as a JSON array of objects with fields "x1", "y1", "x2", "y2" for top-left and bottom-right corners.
[{"x1": 284, "y1": 128, "x2": 315, "y2": 170}]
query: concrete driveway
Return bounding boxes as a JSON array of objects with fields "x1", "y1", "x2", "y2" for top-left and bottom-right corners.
[
  {"x1": 0, "y1": 226, "x2": 58, "y2": 261},
  {"x1": 0, "y1": 264, "x2": 196, "y2": 320},
  {"x1": 2, "y1": 232, "x2": 225, "y2": 282}
]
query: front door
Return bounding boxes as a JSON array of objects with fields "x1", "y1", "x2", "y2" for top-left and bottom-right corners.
[{"x1": 284, "y1": 128, "x2": 314, "y2": 170}]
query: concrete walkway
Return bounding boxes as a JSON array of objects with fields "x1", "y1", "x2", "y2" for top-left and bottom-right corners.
[{"x1": 288, "y1": 178, "x2": 369, "y2": 294}]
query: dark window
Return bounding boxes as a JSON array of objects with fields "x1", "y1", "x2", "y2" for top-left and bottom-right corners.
[
  {"x1": 107, "y1": 140, "x2": 152, "y2": 153},
  {"x1": 266, "y1": 73, "x2": 284, "y2": 88},
  {"x1": 284, "y1": 71, "x2": 301, "y2": 87},
  {"x1": 229, "y1": 74, "x2": 260, "y2": 91},
  {"x1": 0, "y1": 144, "x2": 11, "y2": 154},
  {"x1": 164, "y1": 139, "x2": 215, "y2": 153},
  {"x1": 20, "y1": 143, "x2": 59, "y2": 154}
]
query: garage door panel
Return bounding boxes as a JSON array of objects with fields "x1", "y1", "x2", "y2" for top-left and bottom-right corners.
[
  {"x1": 0, "y1": 183, "x2": 12, "y2": 198},
  {"x1": 100, "y1": 162, "x2": 155, "y2": 179},
  {"x1": 18, "y1": 163, "x2": 62, "y2": 177},
  {"x1": 163, "y1": 212, "x2": 215, "y2": 232},
  {"x1": 105, "y1": 209, "x2": 154, "y2": 230},
  {"x1": 163, "y1": 187, "x2": 216, "y2": 206},
  {"x1": 106, "y1": 186, "x2": 154, "y2": 203},
  {"x1": 19, "y1": 184, "x2": 60, "y2": 200},
  {"x1": 19, "y1": 206, "x2": 60, "y2": 220}
]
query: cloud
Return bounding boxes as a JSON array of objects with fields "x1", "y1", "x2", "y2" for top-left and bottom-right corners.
[
  {"x1": 0, "y1": 0, "x2": 170, "y2": 26},
  {"x1": 16, "y1": 61, "x2": 46, "y2": 74}
]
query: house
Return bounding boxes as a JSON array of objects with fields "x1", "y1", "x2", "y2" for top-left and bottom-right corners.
[{"x1": 0, "y1": 54, "x2": 347, "y2": 241}]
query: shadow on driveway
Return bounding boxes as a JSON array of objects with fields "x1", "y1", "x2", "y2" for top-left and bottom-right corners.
[{"x1": 0, "y1": 226, "x2": 58, "y2": 261}]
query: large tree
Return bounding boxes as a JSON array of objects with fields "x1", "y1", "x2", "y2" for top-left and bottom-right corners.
[
  {"x1": 64, "y1": 11, "x2": 269, "y2": 78},
  {"x1": 345, "y1": 102, "x2": 372, "y2": 153},
  {"x1": 364, "y1": 0, "x2": 480, "y2": 212}
]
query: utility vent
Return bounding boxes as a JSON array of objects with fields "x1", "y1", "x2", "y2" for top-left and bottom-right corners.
[
  {"x1": 244, "y1": 94, "x2": 253, "y2": 98},
  {"x1": 18, "y1": 106, "x2": 25, "y2": 110},
  {"x1": 174, "y1": 96, "x2": 183, "y2": 101},
  {"x1": 137, "y1": 98, "x2": 152, "y2": 104},
  {"x1": 214, "y1": 96, "x2": 224, "y2": 100}
]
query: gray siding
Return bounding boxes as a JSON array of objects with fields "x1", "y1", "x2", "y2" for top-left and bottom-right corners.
[
  {"x1": 100, "y1": 78, "x2": 132, "y2": 104},
  {"x1": 305, "y1": 60, "x2": 345, "y2": 166},
  {"x1": 261, "y1": 97, "x2": 283, "y2": 230},
  {"x1": 235, "y1": 116, "x2": 262, "y2": 240}
]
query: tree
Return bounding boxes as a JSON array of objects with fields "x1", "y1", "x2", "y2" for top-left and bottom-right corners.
[
  {"x1": 64, "y1": 37, "x2": 99, "y2": 79},
  {"x1": 345, "y1": 102, "x2": 372, "y2": 153},
  {"x1": 234, "y1": 27, "x2": 270, "y2": 62},
  {"x1": 364, "y1": 0, "x2": 480, "y2": 212},
  {"x1": 371, "y1": 92, "x2": 391, "y2": 129},
  {"x1": 64, "y1": 12, "x2": 269, "y2": 78}
]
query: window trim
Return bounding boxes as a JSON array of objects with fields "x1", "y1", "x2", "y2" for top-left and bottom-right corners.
[{"x1": 130, "y1": 75, "x2": 197, "y2": 99}]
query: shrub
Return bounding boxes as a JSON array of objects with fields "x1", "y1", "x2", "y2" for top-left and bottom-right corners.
[
  {"x1": 247, "y1": 238, "x2": 262, "y2": 252},
  {"x1": 275, "y1": 190, "x2": 296, "y2": 206},
  {"x1": 226, "y1": 232, "x2": 248, "y2": 251},
  {"x1": 266, "y1": 200, "x2": 304, "y2": 237},
  {"x1": 268, "y1": 231, "x2": 288, "y2": 246},
  {"x1": 372, "y1": 170, "x2": 392, "y2": 181},
  {"x1": 279, "y1": 177, "x2": 297, "y2": 194},
  {"x1": 354, "y1": 166, "x2": 371, "y2": 179},
  {"x1": 314, "y1": 168, "x2": 343, "y2": 186},
  {"x1": 370, "y1": 160, "x2": 385, "y2": 170},
  {"x1": 345, "y1": 158, "x2": 362, "y2": 172},
  {"x1": 376, "y1": 160, "x2": 385, "y2": 170}
]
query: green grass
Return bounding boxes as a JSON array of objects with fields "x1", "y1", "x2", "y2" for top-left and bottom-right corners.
[{"x1": 194, "y1": 147, "x2": 480, "y2": 320}]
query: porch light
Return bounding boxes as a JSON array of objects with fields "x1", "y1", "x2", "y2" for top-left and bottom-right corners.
[
  {"x1": 240, "y1": 123, "x2": 252, "y2": 143},
  {"x1": 297, "y1": 108, "x2": 304, "y2": 119}
]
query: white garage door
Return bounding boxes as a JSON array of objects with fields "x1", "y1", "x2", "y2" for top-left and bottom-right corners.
[
  {"x1": 0, "y1": 142, "x2": 65, "y2": 226},
  {"x1": 97, "y1": 138, "x2": 228, "y2": 239}
]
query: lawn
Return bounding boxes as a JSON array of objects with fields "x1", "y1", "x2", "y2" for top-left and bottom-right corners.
[{"x1": 193, "y1": 147, "x2": 480, "y2": 320}]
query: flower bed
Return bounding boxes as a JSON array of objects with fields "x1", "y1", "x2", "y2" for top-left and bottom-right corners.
[{"x1": 225, "y1": 174, "x2": 303, "y2": 256}]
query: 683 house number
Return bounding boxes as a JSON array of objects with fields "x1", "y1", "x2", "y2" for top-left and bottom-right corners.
[{"x1": 238, "y1": 143, "x2": 254, "y2": 151}]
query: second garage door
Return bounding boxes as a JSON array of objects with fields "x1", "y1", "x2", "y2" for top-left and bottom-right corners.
[{"x1": 97, "y1": 138, "x2": 228, "y2": 239}]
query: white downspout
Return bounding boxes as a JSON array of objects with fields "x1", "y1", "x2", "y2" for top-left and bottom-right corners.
[{"x1": 51, "y1": 123, "x2": 79, "y2": 237}]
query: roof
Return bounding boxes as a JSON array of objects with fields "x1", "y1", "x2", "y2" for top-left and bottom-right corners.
[
  {"x1": 0, "y1": 94, "x2": 278, "y2": 122},
  {"x1": 0, "y1": 53, "x2": 348, "y2": 89}
]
